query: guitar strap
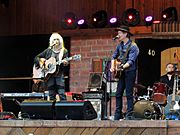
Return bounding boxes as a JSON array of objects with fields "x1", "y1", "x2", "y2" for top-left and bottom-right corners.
[{"x1": 120, "y1": 41, "x2": 132, "y2": 64}]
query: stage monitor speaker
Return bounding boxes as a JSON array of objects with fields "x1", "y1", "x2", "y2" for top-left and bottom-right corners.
[
  {"x1": 55, "y1": 101, "x2": 97, "y2": 120},
  {"x1": 20, "y1": 101, "x2": 54, "y2": 120},
  {"x1": 1, "y1": 98, "x2": 21, "y2": 117},
  {"x1": 88, "y1": 72, "x2": 103, "y2": 89}
]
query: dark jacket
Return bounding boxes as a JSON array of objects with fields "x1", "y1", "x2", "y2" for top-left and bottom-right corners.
[{"x1": 34, "y1": 48, "x2": 68, "y2": 77}]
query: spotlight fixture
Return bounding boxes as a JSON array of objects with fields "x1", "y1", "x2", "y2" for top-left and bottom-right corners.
[
  {"x1": 77, "y1": 18, "x2": 88, "y2": 29},
  {"x1": 145, "y1": 15, "x2": 153, "y2": 26},
  {"x1": 161, "y1": 7, "x2": 178, "y2": 21},
  {"x1": 0, "y1": 0, "x2": 9, "y2": 7},
  {"x1": 91, "y1": 10, "x2": 108, "y2": 28},
  {"x1": 61, "y1": 12, "x2": 77, "y2": 29},
  {"x1": 109, "y1": 16, "x2": 119, "y2": 27},
  {"x1": 122, "y1": 8, "x2": 140, "y2": 26}
]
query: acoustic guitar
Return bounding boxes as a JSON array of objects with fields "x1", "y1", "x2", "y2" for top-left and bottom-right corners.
[
  {"x1": 164, "y1": 74, "x2": 180, "y2": 116},
  {"x1": 112, "y1": 59, "x2": 124, "y2": 81},
  {"x1": 33, "y1": 54, "x2": 81, "y2": 82}
]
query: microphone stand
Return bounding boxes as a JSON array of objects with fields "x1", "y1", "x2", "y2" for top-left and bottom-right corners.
[
  {"x1": 109, "y1": 70, "x2": 112, "y2": 116},
  {"x1": 102, "y1": 59, "x2": 112, "y2": 119},
  {"x1": 102, "y1": 67, "x2": 108, "y2": 120}
]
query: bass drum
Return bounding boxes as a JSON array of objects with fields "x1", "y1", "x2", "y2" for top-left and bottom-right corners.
[{"x1": 133, "y1": 100, "x2": 162, "y2": 120}]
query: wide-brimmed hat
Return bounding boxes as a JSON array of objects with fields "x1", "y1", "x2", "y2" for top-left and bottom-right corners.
[{"x1": 115, "y1": 25, "x2": 133, "y2": 36}]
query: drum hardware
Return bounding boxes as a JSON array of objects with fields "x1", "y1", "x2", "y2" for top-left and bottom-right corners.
[
  {"x1": 138, "y1": 96, "x2": 150, "y2": 101},
  {"x1": 137, "y1": 86, "x2": 152, "y2": 101},
  {"x1": 147, "y1": 86, "x2": 153, "y2": 97}
]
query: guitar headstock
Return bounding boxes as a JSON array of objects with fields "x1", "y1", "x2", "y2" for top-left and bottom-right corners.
[{"x1": 72, "y1": 54, "x2": 81, "y2": 61}]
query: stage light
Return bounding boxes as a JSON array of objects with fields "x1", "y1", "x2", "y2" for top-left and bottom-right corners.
[
  {"x1": 61, "y1": 12, "x2": 77, "y2": 29},
  {"x1": 153, "y1": 20, "x2": 161, "y2": 24},
  {"x1": 109, "y1": 17, "x2": 119, "y2": 27},
  {"x1": 161, "y1": 7, "x2": 178, "y2": 21},
  {"x1": 145, "y1": 16, "x2": 153, "y2": 26},
  {"x1": 91, "y1": 10, "x2": 108, "y2": 28},
  {"x1": 122, "y1": 8, "x2": 140, "y2": 26},
  {"x1": 77, "y1": 18, "x2": 88, "y2": 29}
]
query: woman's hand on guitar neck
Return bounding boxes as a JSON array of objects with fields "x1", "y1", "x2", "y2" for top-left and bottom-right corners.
[{"x1": 62, "y1": 59, "x2": 69, "y2": 66}]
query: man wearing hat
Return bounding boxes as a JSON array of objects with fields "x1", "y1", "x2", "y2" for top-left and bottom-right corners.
[{"x1": 110, "y1": 25, "x2": 139, "y2": 120}]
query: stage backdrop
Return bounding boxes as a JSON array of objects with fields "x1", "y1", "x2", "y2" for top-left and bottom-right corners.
[
  {"x1": 137, "y1": 38, "x2": 180, "y2": 89},
  {"x1": 0, "y1": 35, "x2": 70, "y2": 93}
]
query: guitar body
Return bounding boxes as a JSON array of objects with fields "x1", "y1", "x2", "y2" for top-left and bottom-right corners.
[
  {"x1": 32, "y1": 54, "x2": 81, "y2": 82},
  {"x1": 164, "y1": 94, "x2": 180, "y2": 116},
  {"x1": 32, "y1": 57, "x2": 57, "y2": 80},
  {"x1": 113, "y1": 59, "x2": 123, "y2": 81}
]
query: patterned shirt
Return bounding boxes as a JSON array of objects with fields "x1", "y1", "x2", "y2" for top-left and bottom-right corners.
[{"x1": 112, "y1": 39, "x2": 139, "y2": 71}]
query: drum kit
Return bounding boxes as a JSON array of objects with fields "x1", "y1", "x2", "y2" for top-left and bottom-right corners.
[{"x1": 132, "y1": 82, "x2": 169, "y2": 120}]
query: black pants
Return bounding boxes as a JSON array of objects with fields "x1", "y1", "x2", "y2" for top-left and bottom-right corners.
[{"x1": 47, "y1": 76, "x2": 67, "y2": 101}]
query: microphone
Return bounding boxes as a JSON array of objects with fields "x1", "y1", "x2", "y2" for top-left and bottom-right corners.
[
  {"x1": 112, "y1": 35, "x2": 119, "y2": 40},
  {"x1": 49, "y1": 43, "x2": 56, "y2": 49}
]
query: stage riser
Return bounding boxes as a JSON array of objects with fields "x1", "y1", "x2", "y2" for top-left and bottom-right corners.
[
  {"x1": 0, "y1": 127, "x2": 167, "y2": 135},
  {"x1": 0, "y1": 120, "x2": 180, "y2": 135}
]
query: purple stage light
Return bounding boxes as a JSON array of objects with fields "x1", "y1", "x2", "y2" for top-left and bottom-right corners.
[
  {"x1": 77, "y1": 18, "x2": 88, "y2": 29},
  {"x1": 77, "y1": 19, "x2": 85, "y2": 25},
  {"x1": 109, "y1": 17, "x2": 117, "y2": 24},
  {"x1": 145, "y1": 16, "x2": 153, "y2": 22},
  {"x1": 144, "y1": 15, "x2": 154, "y2": 26},
  {"x1": 109, "y1": 17, "x2": 119, "y2": 27}
]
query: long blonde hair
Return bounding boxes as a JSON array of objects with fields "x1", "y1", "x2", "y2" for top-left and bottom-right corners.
[{"x1": 49, "y1": 32, "x2": 65, "y2": 49}]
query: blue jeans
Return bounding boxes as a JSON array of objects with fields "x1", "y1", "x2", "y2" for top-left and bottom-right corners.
[{"x1": 114, "y1": 70, "x2": 136, "y2": 120}]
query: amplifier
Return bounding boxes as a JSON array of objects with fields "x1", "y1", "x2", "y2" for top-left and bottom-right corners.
[{"x1": 82, "y1": 91, "x2": 103, "y2": 99}]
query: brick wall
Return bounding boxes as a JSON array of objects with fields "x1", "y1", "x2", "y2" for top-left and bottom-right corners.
[
  {"x1": 69, "y1": 35, "x2": 116, "y2": 92},
  {"x1": 68, "y1": 35, "x2": 129, "y2": 116}
]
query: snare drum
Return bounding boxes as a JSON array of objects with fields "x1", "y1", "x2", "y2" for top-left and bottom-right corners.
[
  {"x1": 153, "y1": 82, "x2": 167, "y2": 94},
  {"x1": 133, "y1": 100, "x2": 162, "y2": 120},
  {"x1": 152, "y1": 82, "x2": 167, "y2": 104}
]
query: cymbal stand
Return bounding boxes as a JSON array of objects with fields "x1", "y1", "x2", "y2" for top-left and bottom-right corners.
[{"x1": 146, "y1": 86, "x2": 153, "y2": 100}]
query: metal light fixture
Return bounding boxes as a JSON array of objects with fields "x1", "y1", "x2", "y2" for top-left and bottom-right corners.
[
  {"x1": 61, "y1": 12, "x2": 77, "y2": 29},
  {"x1": 122, "y1": 8, "x2": 140, "y2": 26},
  {"x1": 91, "y1": 10, "x2": 108, "y2": 28},
  {"x1": 161, "y1": 7, "x2": 178, "y2": 21}
]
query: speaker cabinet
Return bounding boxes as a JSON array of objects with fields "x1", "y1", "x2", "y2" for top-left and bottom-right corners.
[
  {"x1": 1, "y1": 98, "x2": 21, "y2": 117},
  {"x1": 55, "y1": 101, "x2": 97, "y2": 120},
  {"x1": 20, "y1": 101, "x2": 54, "y2": 120}
]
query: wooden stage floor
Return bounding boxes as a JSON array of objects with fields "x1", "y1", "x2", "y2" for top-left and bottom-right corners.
[{"x1": 0, "y1": 120, "x2": 179, "y2": 135}]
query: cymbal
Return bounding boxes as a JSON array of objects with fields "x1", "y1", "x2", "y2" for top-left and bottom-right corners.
[{"x1": 134, "y1": 84, "x2": 146, "y2": 90}]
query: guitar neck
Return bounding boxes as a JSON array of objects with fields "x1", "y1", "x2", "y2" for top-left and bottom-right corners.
[
  {"x1": 56, "y1": 57, "x2": 72, "y2": 65},
  {"x1": 172, "y1": 75, "x2": 177, "y2": 101}
]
